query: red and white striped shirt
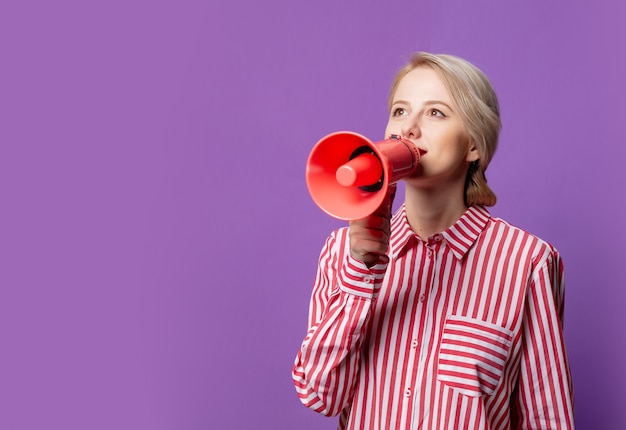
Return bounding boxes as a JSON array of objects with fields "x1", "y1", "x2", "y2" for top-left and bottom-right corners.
[{"x1": 293, "y1": 205, "x2": 574, "y2": 429}]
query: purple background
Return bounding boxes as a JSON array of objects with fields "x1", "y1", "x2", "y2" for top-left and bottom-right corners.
[{"x1": 1, "y1": 1, "x2": 624, "y2": 429}]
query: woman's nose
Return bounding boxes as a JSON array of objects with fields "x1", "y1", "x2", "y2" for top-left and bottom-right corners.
[{"x1": 400, "y1": 115, "x2": 420, "y2": 139}]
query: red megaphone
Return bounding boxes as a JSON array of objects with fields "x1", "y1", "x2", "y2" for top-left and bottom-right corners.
[{"x1": 305, "y1": 131, "x2": 426, "y2": 220}]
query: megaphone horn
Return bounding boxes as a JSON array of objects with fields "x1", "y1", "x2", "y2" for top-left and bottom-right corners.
[{"x1": 305, "y1": 131, "x2": 426, "y2": 220}]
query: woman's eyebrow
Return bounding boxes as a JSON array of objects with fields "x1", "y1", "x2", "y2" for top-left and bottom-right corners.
[
  {"x1": 391, "y1": 99, "x2": 454, "y2": 111},
  {"x1": 423, "y1": 100, "x2": 454, "y2": 111}
]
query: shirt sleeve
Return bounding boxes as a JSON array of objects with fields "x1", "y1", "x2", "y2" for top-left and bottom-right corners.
[
  {"x1": 292, "y1": 228, "x2": 387, "y2": 416},
  {"x1": 513, "y1": 244, "x2": 575, "y2": 429}
]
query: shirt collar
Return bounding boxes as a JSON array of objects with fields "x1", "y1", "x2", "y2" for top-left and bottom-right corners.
[{"x1": 389, "y1": 204, "x2": 491, "y2": 261}]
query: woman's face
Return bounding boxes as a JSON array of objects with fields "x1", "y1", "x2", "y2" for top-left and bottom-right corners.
[{"x1": 385, "y1": 66, "x2": 479, "y2": 187}]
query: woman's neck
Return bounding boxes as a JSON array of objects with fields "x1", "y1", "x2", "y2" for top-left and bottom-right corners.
[{"x1": 403, "y1": 184, "x2": 468, "y2": 240}]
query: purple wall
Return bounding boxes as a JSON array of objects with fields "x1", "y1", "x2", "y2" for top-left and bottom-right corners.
[{"x1": 1, "y1": 0, "x2": 624, "y2": 429}]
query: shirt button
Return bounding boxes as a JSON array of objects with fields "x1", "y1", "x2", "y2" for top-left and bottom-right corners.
[
  {"x1": 434, "y1": 234, "x2": 442, "y2": 242},
  {"x1": 411, "y1": 339, "x2": 419, "y2": 348},
  {"x1": 364, "y1": 276, "x2": 374, "y2": 284},
  {"x1": 419, "y1": 294, "x2": 426, "y2": 302},
  {"x1": 427, "y1": 249, "x2": 433, "y2": 257},
  {"x1": 405, "y1": 388, "x2": 412, "y2": 397}
]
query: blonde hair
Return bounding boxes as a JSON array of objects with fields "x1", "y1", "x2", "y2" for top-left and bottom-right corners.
[{"x1": 389, "y1": 52, "x2": 501, "y2": 207}]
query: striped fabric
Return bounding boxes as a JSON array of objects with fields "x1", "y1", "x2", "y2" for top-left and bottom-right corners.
[
  {"x1": 293, "y1": 205, "x2": 574, "y2": 429},
  {"x1": 437, "y1": 315, "x2": 513, "y2": 397}
]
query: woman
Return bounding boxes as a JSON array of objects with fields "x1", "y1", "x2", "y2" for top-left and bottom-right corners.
[{"x1": 293, "y1": 52, "x2": 575, "y2": 429}]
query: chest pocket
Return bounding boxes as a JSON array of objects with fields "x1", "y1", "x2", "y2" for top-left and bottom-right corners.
[{"x1": 437, "y1": 315, "x2": 513, "y2": 397}]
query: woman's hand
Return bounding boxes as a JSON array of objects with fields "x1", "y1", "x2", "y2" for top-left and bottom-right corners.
[{"x1": 348, "y1": 184, "x2": 397, "y2": 267}]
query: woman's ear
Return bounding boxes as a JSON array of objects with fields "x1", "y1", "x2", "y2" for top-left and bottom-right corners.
[{"x1": 466, "y1": 142, "x2": 480, "y2": 163}]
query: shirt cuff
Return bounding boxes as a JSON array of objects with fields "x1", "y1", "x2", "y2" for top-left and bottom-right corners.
[{"x1": 338, "y1": 254, "x2": 388, "y2": 298}]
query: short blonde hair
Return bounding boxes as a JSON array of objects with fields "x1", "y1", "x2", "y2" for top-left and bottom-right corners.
[{"x1": 389, "y1": 52, "x2": 501, "y2": 207}]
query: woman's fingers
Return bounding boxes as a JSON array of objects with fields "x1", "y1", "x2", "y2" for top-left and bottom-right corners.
[{"x1": 349, "y1": 184, "x2": 397, "y2": 266}]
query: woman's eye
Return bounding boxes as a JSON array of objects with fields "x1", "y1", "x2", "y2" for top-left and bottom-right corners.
[
  {"x1": 392, "y1": 108, "x2": 407, "y2": 117},
  {"x1": 427, "y1": 108, "x2": 446, "y2": 117}
]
